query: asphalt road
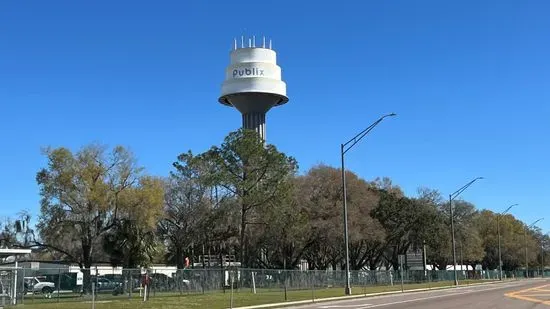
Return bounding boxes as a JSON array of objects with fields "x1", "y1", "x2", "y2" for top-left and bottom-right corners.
[{"x1": 283, "y1": 279, "x2": 550, "y2": 309}]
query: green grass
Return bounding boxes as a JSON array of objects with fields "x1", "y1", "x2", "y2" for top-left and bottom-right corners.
[{"x1": 12, "y1": 280, "x2": 496, "y2": 309}]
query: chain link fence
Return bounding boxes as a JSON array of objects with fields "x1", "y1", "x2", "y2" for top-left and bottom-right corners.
[{"x1": 0, "y1": 266, "x2": 528, "y2": 308}]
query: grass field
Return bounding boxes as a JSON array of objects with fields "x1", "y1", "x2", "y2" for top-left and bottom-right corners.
[{"x1": 11, "y1": 280, "x2": 495, "y2": 309}]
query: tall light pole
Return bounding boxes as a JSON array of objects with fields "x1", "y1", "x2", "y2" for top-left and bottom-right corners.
[
  {"x1": 497, "y1": 204, "x2": 517, "y2": 281},
  {"x1": 524, "y1": 218, "x2": 543, "y2": 278},
  {"x1": 543, "y1": 233, "x2": 549, "y2": 278},
  {"x1": 449, "y1": 177, "x2": 484, "y2": 286},
  {"x1": 341, "y1": 113, "x2": 396, "y2": 295}
]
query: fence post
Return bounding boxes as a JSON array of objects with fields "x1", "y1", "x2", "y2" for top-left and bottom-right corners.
[
  {"x1": 1, "y1": 270, "x2": 5, "y2": 306},
  {"x1": 230, "y1": 269, "x2": 234, "y2": 309},
  {"x1": 57, "y1": 267, "x2": 61, "y2": 303},
  {"x1": 32, "y1": 268, "x2": 35, "y2": 303},
  {"x1": 91, "y1": 274, "x2": 96, "y2": 309},
  {"x1": 200, "y1": 268, "x2": 205, "y2": 295},
  {"x1": 284, "y1": 269, "x2": 288, "y2": 301},
  {"x1": 251, "y1": 271, "x2": 256, "y2": 294},
  {"x1": 400, "y1": 269, "x2": 404, "y2": 293},
  {"x1": 143, "y1": 271, "x2": 148, "y2": 302},
  {"x1": 362, "y1": 271, "x2": 366, "y2": 296},
  {"x1": 127, "y1": 269, "x2": 131, "y2": 299},
  {"x1": 310, "y1": 271, "x2": 315, "y2": 302},
  {"x1": 221, "y1": 253, "x2": 225, "y2": 294},
  {"x1": 399, "y1": 255, "x2": 404, "y2": 293},
  {"x1": 21, "y1": 267, "x2": 25, "y2": 305},
  {"x1": 153, "y1": 269, "x2": 157, "y2": 298}
]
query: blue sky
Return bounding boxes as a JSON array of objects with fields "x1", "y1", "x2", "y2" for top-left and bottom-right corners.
[{"x1": 1, "y1": 0, "x2": 549, "y2": 232}]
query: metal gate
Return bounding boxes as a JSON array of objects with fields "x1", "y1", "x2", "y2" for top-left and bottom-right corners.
[
  {"x1": 0, "y1": 267, "x2": 25, "y2": 307},
  {"x1": 0, "y1": 267, "x2": 14, "y2": 306}
]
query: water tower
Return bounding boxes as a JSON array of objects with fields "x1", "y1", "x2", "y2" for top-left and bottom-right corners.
[{"x1": 219, "y1": 36, "x2": 288, "y2": 141}]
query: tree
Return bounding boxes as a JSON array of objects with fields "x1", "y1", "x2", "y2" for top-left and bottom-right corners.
[
  {"x1": 523, "y1": 225, "x2": 544, "y2": 272},
  {"x1": 201, "y1": 129, "x2": 298, "y2": 267},
  {"x1": 36, "y1": 144, "x2": 163, "y2": 292},
  {"x1": 432, "y1": 199, "x2": 485, "y2": 272},
  {"x1": 102, "y1": 176, "x2": 164, "y2": 268},
  {"x1": 450, "y1": 201, "x2": 485, "y2": 270},
  {"x1": 0, "y1": 219, "x2": 17, "y2": 249},
  {"x1": 415, "y1": 187, "x2": 450, "y2": 270},
  {"x1": 370, "y1": 184, "x2": 437, "y2": 270},
  {"x1": 476, "y1": 211, "x2": 529, "y2": 271},
  {"x1": 425, "y1": 212, "x2": 452, "y2": 270},
  {"x1": 296, "y1": 165, "x2": 343, "y2": 270},
  {"x1": 254, "y1": 177, "x2": 311, "y2": 269},
  {"x1": 294, "y1": 165, "x2": 384, "y2": 271},
  {"x1": 345, "y1": 174, "x2": 383, "y2": 271},
  {"x1": 0, "y1": 211, "x2": 35, "y2": 249},
  {"x1": 541, "y1": 234, "x2": 550, "y2": 271},
  {"x1": 159, "y1": 151, "x2": 238, "y2": 269}
]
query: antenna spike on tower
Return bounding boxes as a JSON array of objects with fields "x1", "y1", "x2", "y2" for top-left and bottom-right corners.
[
  {"x1": 241, "y1": 36, "x2": 244, "y2": 48},
  {"x1": 253, "y1": 35, "x2": 256, "y2": 47},
  {"x1": 269, "y1": 39, "x2": 272, "y2": 49},
  {"x1": 248, "y1": 38, "x2": 252, "y2": 47},
  {"x1": 263, "y1": 36, "x2": 266, "y2": 48},
  {"x1": 233, "y1": 38, "x2": 237, "y2": 50}
]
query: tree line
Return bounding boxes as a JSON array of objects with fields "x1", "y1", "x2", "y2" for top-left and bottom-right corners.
[{"x1": 1, "y1": 129, "x2": 548, "y2": 278}]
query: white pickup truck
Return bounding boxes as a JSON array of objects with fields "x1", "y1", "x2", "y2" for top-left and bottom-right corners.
[{"x1": 23, "y1": 276, "x2": 56, "y2": 296}]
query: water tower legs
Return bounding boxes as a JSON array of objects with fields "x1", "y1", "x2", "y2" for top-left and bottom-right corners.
[{"x1": 242, "y1": 113, "x2": 266, "y2": 141}]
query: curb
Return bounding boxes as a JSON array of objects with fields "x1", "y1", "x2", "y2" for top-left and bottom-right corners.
[{"x1": 229, "y1": 279, "x2": 522, "y2": 309}]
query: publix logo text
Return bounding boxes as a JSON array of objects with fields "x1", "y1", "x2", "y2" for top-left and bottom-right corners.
[{"x1": 233, "y1": 68, "x2": 265, "y2": 78}]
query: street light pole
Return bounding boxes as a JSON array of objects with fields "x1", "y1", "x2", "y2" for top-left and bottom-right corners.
[
  {"x1": 497, "y1": 204, "x2": 517, "y2": 281},
  {"x1": 542, "y1": 242, "x2": 545, "y2": 278},
  {"x1": 340, "y1": 113, "x2": 396, "y2": 295},
  {"x1": 523, "y1": 228, "x2": 529, "y2": 279},
  {"x1": 543, "y1": 233, "x2": 548, "y2": 278},
  {"x1": 524, "y1": 218, "x2": 543, "y2": 278},
  {"x1": 340, "y1": 144, "x2": 350, "y2": 294},
  {"x1": 449, "y1": 194, "x2": 458, "y2": 285},
  {"x1": 449, "y1": 177, "x2": 484, "y2": 286}
]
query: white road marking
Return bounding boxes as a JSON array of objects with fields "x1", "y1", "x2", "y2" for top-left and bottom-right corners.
[
  {"x1": 283, "y1": 281, "x2": 533, "y2": 309},
  {"x1": 354, "y1": 283, "x2": 538, "y2": 308},
  {"x1": 319, "y1": 305, "x2": 371, "y2": 308}
]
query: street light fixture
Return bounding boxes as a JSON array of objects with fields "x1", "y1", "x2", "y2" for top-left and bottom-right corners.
[
  {"x1": 524, "y1": 218, "x2": 543, "y2": 278},
  {"x1": 340, "y1": 113, "x2": 396, "y2": 295},
  {"x1": 497, "y1": 203, "x2": 517, "y2": 281},
  {"x1": 449, "y1": 177, "x2": 484, "y2": 286}
]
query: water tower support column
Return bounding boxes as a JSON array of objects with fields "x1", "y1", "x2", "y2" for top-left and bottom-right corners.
[{"x1": 242, "y1": 113, "x2": 266, "y2": 140}]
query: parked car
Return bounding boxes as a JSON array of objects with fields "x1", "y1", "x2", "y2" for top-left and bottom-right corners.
[
  {"x1": 23, "y1": 276, "x2": 56, "y2": 296},
  {"x1": 94, "y1": 277, "x2": 124, "y2": 296}
]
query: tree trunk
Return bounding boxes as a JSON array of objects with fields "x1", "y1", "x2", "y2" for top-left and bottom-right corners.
[
  {"x1": 80, "y1": 260, "x2": 93, "y2": 295},
  {"x1": 175, "y1": 245, "x2": 184, "y2": 269},
  {"x1": 82, "y1": 242, "x2": 93, "y2": 294},
  {"x1": 470, "y1": 263, "x2": 477, "y2": 280}
]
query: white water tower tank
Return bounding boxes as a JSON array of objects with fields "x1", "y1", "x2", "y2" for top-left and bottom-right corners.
[{"x1": 219, "y1": 36, "x2": 289, "y2": 141}]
